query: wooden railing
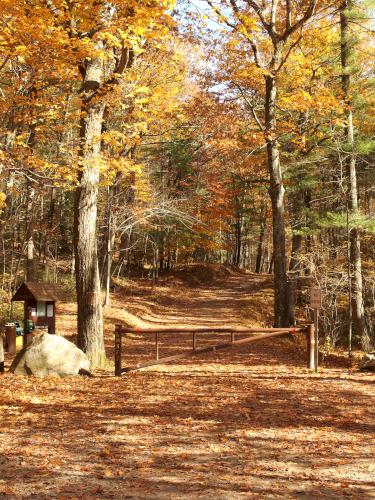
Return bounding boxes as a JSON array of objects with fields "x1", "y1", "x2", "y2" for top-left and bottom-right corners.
[{"x1": 114, "y1": 324, "x2": 317, "y2": 375}]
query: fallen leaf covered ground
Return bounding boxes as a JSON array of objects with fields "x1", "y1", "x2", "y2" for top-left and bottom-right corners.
[{"x1": 1, "y1": 268, "x2": 374, "y2": 499}]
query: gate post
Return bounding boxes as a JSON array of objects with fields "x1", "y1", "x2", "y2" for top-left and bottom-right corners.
[
  {"x1": 115, "y1": 325, "x2": 122, "y2": 376},
  {"x1": 0, "y1": 334, "x2": 4, "y2": 373},
  {"x1": 307, "y1": 324, "x2": 315, "y2": 370}
]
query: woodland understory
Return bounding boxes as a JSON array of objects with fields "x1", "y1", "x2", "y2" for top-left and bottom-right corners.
[{"x1": 0, "y1": 0, "x2": 374, "y2": 365}]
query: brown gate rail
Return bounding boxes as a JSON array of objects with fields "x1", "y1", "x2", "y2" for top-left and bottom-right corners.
[{"x1": 114, "y1": 324, "x2": 317, "y2": 375}]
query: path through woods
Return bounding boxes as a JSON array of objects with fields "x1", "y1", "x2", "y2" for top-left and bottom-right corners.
[{"x1": 1, "y1": 269, "x2": 375, "y2": 498}]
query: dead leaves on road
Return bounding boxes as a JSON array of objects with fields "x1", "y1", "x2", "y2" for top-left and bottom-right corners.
[{"x1": 1, "y1": 337, "x2": 374, "y2": 499}]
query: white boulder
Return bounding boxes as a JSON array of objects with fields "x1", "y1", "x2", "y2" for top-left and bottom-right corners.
[{"x1": 10, "y1": 333, "x2": 91, "y2": 377}]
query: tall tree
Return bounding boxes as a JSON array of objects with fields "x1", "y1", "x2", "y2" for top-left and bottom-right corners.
[
  {"x1": 41, "y1": 0, "x2": 175, "y2": 365},
  {"x1": 340, "y1": 0, "x2": 368, "y2": 350},
  {"x1": 74, "y1": 53, "x2": 107, "y2": 365},
  {"x1": 206, "y1": 0, "x2": 323, "y2": 325}
]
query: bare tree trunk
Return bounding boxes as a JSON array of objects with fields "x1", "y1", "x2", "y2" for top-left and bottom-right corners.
[
  {"x1": 0, "y1": 121, "x2": 17, "y2": 239},
  {"x1": 255, "y1": 202, "x2": 267, "y2": 273},
  {"x1": 159, "y1": 233, "x2": 166, "y2": 271},
  {"x1": 25, "y1": 178, "x2": 35, "y2": 281},
  {"x1": 268, "y1": 252, "x2": 274, "y2": 274},
  {"x1": 104, "y1": 221, "x2": 115, "y2": 307},
  {"x1": 288, "y1": 185, "x2": 310, "y2": 323},
  {"x1": 232, "y1": 175, "x2": 243, "y2": 268},
  {"x1": 43, "y1": 187, "x2": 56, "y2": 278},
  {"x1": 74, "y1": 57, "x2": 105, "y2": 366},
  {"x1": 234, "y1": 214, "x2": 242, "y2": 267},
  {"x1": 288, "y1": 232, "x2": 303, "y2": 325},
  {"x1": 0, "y1": 171, "x2": 15, "y2": 240},
  {"x1": 103, "y1": 175, "x2": 120, "y2": 307},
  {"x1": 340, "y1": 1, "x2": 368, "y2": 350},
  {"x1": 265, "y1": 71, "x2": 289, "y2": 326}
]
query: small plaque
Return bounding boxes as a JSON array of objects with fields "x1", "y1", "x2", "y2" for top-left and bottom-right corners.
[
  {"x1": 310, "y1": 288, "x2": 322, "y2": 308},
  {"x1": 37, "y1": 301, "x2": 46, "y2": 317}
]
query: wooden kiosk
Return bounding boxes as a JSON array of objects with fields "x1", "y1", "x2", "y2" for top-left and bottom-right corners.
[{"x1": 11, "y1": 282, "x2": 66, "y2": 345}]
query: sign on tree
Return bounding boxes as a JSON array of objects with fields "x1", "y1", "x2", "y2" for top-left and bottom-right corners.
[{"x1": 310, "y1": 288, "x2": 322, "y2": 309}]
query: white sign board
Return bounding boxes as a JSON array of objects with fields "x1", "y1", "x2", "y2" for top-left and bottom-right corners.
[{"x1": 310, "y1": 288, "x2": 322, "y2": 308}]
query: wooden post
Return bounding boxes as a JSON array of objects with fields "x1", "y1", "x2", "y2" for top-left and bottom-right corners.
[
  {"x1": 310, "y1": 288, "x2": 321, "y2": 373},
  {"x1": 314, "y1": 309, "x2": 319, "y2": 373},
  {"x1": 307, "y1": 324, "x2": 315, "y2": 370},
  {"x1": 155, "y1": 332, "x2": 159, "y2": 360},
  {"x1": 5, "y1": 324, "x2": 16, "y2": 355},
  {"x1": 0, "y1": 334, "x2": 4, "y2": 373},
  {"x1": 115, "y1": 325, "x2": 122, "y2": 376}
]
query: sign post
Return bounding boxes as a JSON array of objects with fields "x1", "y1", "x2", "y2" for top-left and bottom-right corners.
[{"x1": 310, "y1": 288, "x2": 322, "y2": 372}]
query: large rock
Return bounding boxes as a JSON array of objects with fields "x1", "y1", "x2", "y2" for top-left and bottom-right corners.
[
  {"x1": 10, "y1": 333, "x2": 91, "y2": 377},
  {"x1": 359, "y1": 352, "x2": 375, "y2": 372}
]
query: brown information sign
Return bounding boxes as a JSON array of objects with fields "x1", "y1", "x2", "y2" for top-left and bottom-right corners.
[{"x1": 310, "y1": 288, "x2": 322, "y2": 308}]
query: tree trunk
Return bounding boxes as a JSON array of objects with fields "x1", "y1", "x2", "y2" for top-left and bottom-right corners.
[
  {"x1": 43, "y1": 187, "x2": 56, "y2": 278},
  {"x1": 0, "y1": 122, "x2": 17, "y2": 239},
  {"x1": 265, "y1": 73, "x2": 289, "y2": 326},
  {"x1": 340, "y1": 1, "x2": 368, "y2": 350},
  {"x1": 104, "y1": 219, "x2": 116, "y2": 307},
  {"x1": 232, "y1": 176, "x2": 243, "y2": 268},
  {"x1": 159, "y1": 233, "x2": 166, "y2": 271},
  {"x1": 103, "y1": 176, "x2": 120, "y2": 307},
  {"x1": 268, "y1": 252, "x2": 274, "y2": 274},
  {"x1": 25, "y1": 178, "x2": 35, "y2": 281},
  {"x1": 25, "y1": 121, "x2": 37, "y2": 281},
  {"x1": 288, "y1": 232, "x2": 303, "y2": 324},
  {"x1": 255, "y1": 203, "x2": 267, "y2": 273},
  {"x1": 74, "y1": 57, "x2": 105, "y2": 367},
  {"x1": 234, "y1": 213, "x2": 242, "y2": 267}
]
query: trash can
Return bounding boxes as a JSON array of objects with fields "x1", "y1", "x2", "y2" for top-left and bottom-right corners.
[
  {"x1": 5, "y1": 323, "x2": 16, "y2": 355},
  {"x1": 25, "y1": 318, "x2": 35, "y2": 346}
]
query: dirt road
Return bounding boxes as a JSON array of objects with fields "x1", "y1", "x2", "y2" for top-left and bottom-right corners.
[{"x1": 1, "y1": 270, "x2": 374, "y2": 498}]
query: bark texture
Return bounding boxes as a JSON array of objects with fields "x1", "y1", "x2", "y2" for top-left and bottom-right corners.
[
  {"x1": 25, "y1": 179, "x2": 35, "y2": 281},
  {"x1": 74, "y1": 56, "x2": 105, "y2": 366},
  {"x1": 340, "y1": 1, "x2": 368, "y2": 350},
  {"x1": 255, "y1": 203, "x2": 266, "y2": 274},
  {"x1": 265, "y1": 70, "x2": 289, "y2": 326}
]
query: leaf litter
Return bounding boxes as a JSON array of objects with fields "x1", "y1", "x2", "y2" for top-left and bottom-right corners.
[{"x1": 1, "y1": 272, "x2": 374, "y2": 499}]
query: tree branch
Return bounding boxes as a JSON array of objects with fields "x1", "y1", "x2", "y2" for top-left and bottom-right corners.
[
  {"x1": 114, "y1": 45, "x2": 134, "y2": 75},
  {"x1": 234, "y1": 83, "x2": 265, "y2": 131},
  {"x1": 206, "y1": 0, "x2": 263, "y2": 67},
  {"x1": 276, "y1": 31, "x2": 303, "y2": 72},
  {"x1": 245, "y1": 0, "x2": 270, "y2": 32},
  {"x1": 285, "y1": 0, "x2": 292, "y2": 30},
  {"x1": 283, "y1": 0, "x2": 318, "y2": 39}
]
